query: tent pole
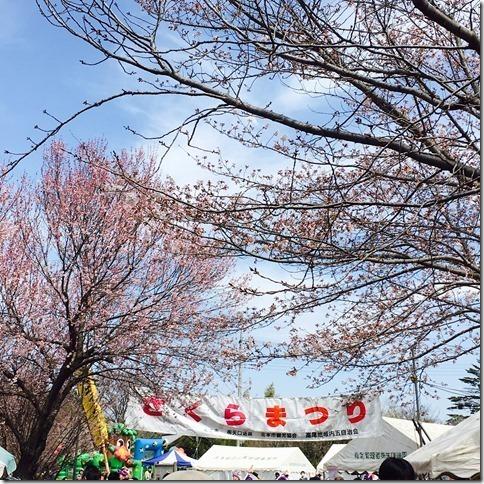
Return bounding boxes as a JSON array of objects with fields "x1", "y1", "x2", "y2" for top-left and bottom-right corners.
[{"x1": 236, "y1": 332, "x2": 243, "y2": 448}]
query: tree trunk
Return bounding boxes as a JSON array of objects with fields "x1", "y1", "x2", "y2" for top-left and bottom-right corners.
[
  {"x1": 15, "y1": 406, "x2": 62, "y2": 478},
  {"x1": 14, "y1": 378, "x2": 70, "y2": 478},
  {"x1": 16, "y1": 447, "x2": 43, "y2": 480}
]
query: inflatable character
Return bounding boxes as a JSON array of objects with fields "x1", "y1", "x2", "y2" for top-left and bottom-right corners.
[
  {"x1": 133, "y1": 438, "x2": 164, "y2": 461},
  {"x1": 132, "y1": 437, "x2": 165, "y2": 480},
  {"x1": 56, "y1": 451, "x2": 104, "y2": 480},
  {"x1": 56, "y1": 424, "x2": 159, "y2": 480},
  {"x1": 107, "y1": 423, "x2": 137, "y2": 471}
]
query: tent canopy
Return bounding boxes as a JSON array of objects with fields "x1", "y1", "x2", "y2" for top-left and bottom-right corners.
[
  {"x1": 382, "y1": 417, "x2": 450, "y2": 443},
  {"x1": 0, "y1": 446, "x2": 16, "y2": 478},
  {"x1": 196, "y1": 445, "x2": 315, "y2": 473},
  {"x1": 143, "y1": 448, "x2": 197, "y2": 467},
  {"x1": 163, "y1": 470, "x2": 211, "y2": 480},
  {"x1": 322, "y1": 417, "x2": 452, "y2": 472},
  {"x1": 406, "y1": 412, "x2": 480, "y2": 479},
  {"x1": 317, "y1": 444, "x2": 347, "y2": 470},
  {"x1": 163, "y1": 435, "x2": 183, "y2": 446}
]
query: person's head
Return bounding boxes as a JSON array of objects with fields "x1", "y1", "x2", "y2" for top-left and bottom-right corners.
[
  {"x1": 107, "y1": 471, "x2": 121, "y2": 480},
  {"x1": 379, "y1": 457, "x2": 416, "y2": 480},
  {"x1": 119, "y1": 467, "x2": 130, "y2": 480},
  {"x1": 301, "y1": 471, "x2": 306, "y2": 476},
  {"x1": 275, "y1": 472, "x2": 280, "y2": 479},
  {"x1": 83, "y1": 465, "x2": 102, "y2": 480}
]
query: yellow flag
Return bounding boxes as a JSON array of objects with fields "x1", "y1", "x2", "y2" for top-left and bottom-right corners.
[{"x1": 77, "y1": 376, "x2": 109, "y2": 448}]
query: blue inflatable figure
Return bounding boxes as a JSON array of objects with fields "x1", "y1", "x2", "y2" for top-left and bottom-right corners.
[{"x1": 133, "y1": 438, "x2": 165, "y2": 462}]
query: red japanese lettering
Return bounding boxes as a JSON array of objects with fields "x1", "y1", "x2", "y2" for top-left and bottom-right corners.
[
  {"x1": 305, "y1": 406, "x2": 329, "y2": 425},
  {"x1": 347, "y1": 400, "x2": 366, "y2": 424},
  {"x1": 143, "y1": 396, "x2": 165, "y2": 416},
  {"x1": 224, "y1": 404, "x2": 246, "y2": 426},
  {"x1": 266, "y1": 405, "x2": 287, "y2": 427},
  {"x1": 185, "y1": 401, "x2": 202, "y2": 422}
]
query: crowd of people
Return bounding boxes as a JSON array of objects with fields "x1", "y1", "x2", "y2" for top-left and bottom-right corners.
[
  {"x1": 78, "y1": 465, "x2": 142, "y2": 480},
  {"x1": 231, "y1": 471, "x2": 319, "y2": 480},
  {"x1": 78, "y1": 457, "x2": 417, "y2": 480},
  {"x1": 229, "y1": 457, "x2": 417, "y2": 481}
]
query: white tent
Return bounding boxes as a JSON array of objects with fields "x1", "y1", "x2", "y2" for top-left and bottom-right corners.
[
  {"x1": 323, "y1": 417, "x2": 452, "y2": 473},
  {"x1": 317, "y1": 444, "x2": 347, "y2": 471},
  {"x1": 406, "y1": 412, "x2": 480, "y2": 479},
  {"x1": 163, "y1": 435, "x2": 183, "y2": 445},
  {"x1": 0, "y1": 446, "x2": 16, "y2": 478},
  {"x1": 317, "y1": 444, "x2": 350, "y2": 480},
  {"x1": 163, "y1": 469, "x2": 211, "y2": 480},
  {"x1": 196, "y1": 445, "x2": 315, "y2": 480}
]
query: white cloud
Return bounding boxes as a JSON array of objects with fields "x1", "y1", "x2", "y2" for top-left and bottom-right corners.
[{"x1": 272, "y1": 75, "x2": 340, "y2": 113}]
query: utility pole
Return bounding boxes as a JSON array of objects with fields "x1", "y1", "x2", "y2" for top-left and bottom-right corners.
[
  {"x1": 195, "y1": 436, "x2": 200, "y2": 459},
  {"x1": 236, "y1": 332, "x2": 243, "y2": 447},
  {"x1": 411, "y1": 350, "x2": 425, "y2": 447}
]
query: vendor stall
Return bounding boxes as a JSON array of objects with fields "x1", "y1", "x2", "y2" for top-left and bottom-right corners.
[
  {"x1": 317, "y1": 444, "x2": 348, "y2": 479},
  {"x1": 317, "y1": 444, "x2": 346, "y2": 471},
  {"x1": 322, "y1": 417, "x2": 452, "y2": 474},
  {"x1": 406, "y1": 412, "x2": 480, "y2": 480},
  {"x1": 196, "y1": 444, "x2": 315, "y2": 480},
  {"x1": 144, "y1": 447, "x2": 198, "y2": 480}
]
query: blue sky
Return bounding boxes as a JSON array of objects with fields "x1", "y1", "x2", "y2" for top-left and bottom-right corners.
[{"x1": 0, "y1": 1, "x2": 477, "y2": 421}]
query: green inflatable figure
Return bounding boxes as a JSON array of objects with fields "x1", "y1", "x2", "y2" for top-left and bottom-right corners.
[
  {"x1": 55, "y1": 452, "x2": 91, "y2": 480},
  {"x1": 131, "y1": 459, "x2": 144, "y2": 480},
  {"x1": 56, "y1": 423, "x2": 145, "y2": 480},
  {"x1": 107, "y1": 423, "x2": 138, "y2": 471},
  {"x1": 106, "y1": 424, "x2": 145, "y2": 479},
  {"x1": 55, "y1": 456, "x2": 71, "y2": 480}
]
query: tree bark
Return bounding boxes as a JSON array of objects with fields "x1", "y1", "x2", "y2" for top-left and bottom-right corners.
[{"x1": 15, "y1": 421, "x2": 51, "y2": 479}]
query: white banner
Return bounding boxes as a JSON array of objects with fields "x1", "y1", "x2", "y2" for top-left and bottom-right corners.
[{"x1": 125, "y1": 395, "x2": 383, "y2": 441}]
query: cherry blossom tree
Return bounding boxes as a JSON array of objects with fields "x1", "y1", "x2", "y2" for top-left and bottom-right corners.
[
  {"x1": 24, "y1": 0, "x2": 478, "y2": 184},
  {"x1": 0, "y1": 393, "x2": 92, "y2": 479},
  {"x1": 15, "y1": 1, "x2": 480, "y2": 392},
  {"x1": 0, "y1": 141, "x2": 243, "y2": 479}
]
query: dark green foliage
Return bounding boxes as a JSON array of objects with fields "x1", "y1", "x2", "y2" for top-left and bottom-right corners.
[
  {"x1": 264, "y1": 383, "x2": 276, "y2": 398},
  {"x1": 447, "y1": 363, "x2": 480, "y2": 423}
]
